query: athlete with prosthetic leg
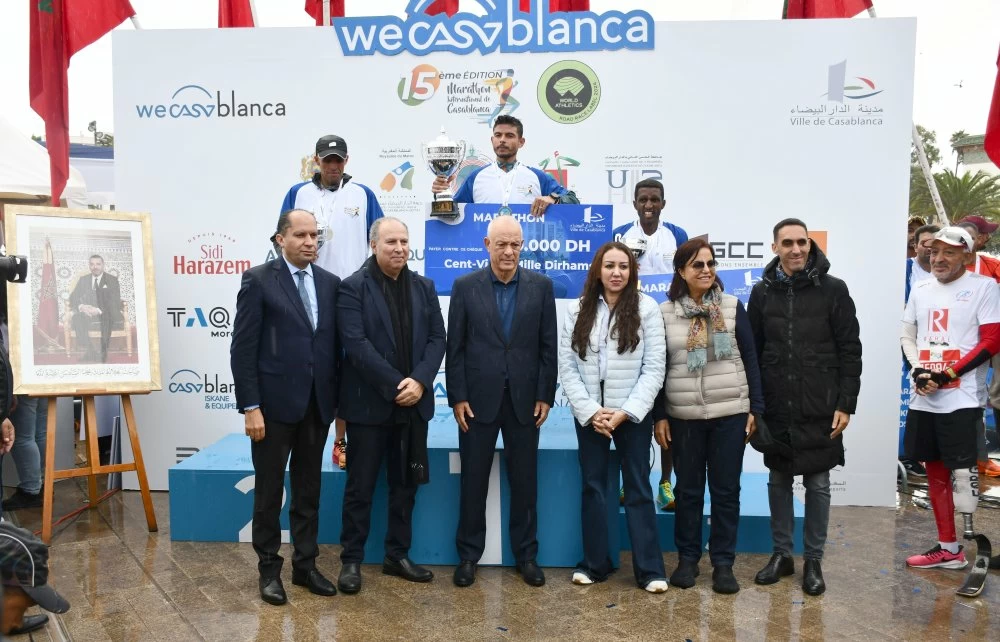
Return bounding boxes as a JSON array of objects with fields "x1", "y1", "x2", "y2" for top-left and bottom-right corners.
[{"x1": 900, "y1": 227, "x2": 1000, "y2": 597}]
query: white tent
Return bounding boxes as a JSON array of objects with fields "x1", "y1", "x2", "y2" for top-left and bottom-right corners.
[{"x1": 0, "y1": 115, "x2": 87, "y2": 207}]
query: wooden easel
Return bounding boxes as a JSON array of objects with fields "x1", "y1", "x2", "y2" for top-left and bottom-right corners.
[{"x1": 41, "y1": 393, "x2": 157, "y2": 543}]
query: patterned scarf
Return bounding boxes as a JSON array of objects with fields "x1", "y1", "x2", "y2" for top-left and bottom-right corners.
[
  {"x1": 677, "y1": 288, "x2": 732, "y2": 371},
  {"x1": 775, "y1": 255, "x2": 815, "y2": 284}
]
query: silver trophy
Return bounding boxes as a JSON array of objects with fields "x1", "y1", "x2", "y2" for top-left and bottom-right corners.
[{"x1": 422, "y1": 127, "x2": 467, "y2": 217}]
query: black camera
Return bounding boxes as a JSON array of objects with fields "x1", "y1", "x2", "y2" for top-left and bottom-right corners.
[{"x1": 0, "y1": 255, "x2": 28, "y2": 284}]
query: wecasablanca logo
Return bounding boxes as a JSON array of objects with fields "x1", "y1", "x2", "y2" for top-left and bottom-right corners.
[
  {"x1": 538, "y1": 151, "x2": 580, "y2": 187},
  {"x1": 168, "y1": 368, "x2": 236, "y2": 410},
  {"x1": 135, "y1": 84, "x2": 286, "y2": 120},
  {"x1": 537, "y1": 60, "x2": 601, "y2": 124},
  {"x1": 824, "y1": 60, "x2": 884, "y2": 101},
  {"x1": 336, "y1": 0, "x2": 653, "y2": 57}
]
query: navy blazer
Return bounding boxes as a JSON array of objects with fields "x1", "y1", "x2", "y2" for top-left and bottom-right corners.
[
  {"x1": 337, "y1": 261, "x2": 446, "y2": 425},
  {"x1": 446, "y1": 267, "x2": 558, "y2": 425},
  {"x1": 230, "y1": 257, "x2": 340, "y2": 426}
]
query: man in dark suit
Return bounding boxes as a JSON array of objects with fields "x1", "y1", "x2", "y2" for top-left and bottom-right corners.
[
  {"x1": 336, "y1": 217, "x2": 446, "y2": 595},
  {"x1": 68, "y1": 255, "x2": 122, "y2": 362},
  {"x1": 446, "y1": 214, "x2": 558, "y2": 588},
  {"x1": 230, "y1": 209, "x2": 341, "y2": 606}
]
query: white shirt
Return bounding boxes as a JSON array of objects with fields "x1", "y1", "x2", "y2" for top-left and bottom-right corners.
[
  {"x1": 909, "y1": 260, "x2": 931, "y2": 292},
  {"x1": 903, "y1": 271, "x2": 1000, "y2": 413},
  {"x1": 454, "y1": 163, "x2": 564, "y2": 205},
  {"x1": 614, "y1": 221, "x2": 686, "y2": 275},
  {"x1": 283, "y1": 257, "x2": 318, "y2": 327}
]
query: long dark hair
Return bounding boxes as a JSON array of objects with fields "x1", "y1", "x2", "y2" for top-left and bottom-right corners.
[
  {"x1": 668, "y1": 238, "x2": 724, "y2": 302},
  {"x1": 572, "y1": 242, "x2": 641, "y2": 359}
]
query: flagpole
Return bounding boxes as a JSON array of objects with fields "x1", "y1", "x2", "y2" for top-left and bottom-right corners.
[
  {"x1": 323, "y1": 0, "x2": 331, "y2": 26},
  {"x1": 129, "y1": 16, "x2": 142, "y2": 29},
  {"x1": 249, "y1": 0, "x2": 259, "y2": 27},
  {"x1": 867, "y1": 2, "x2": 950, "y2": 225}
]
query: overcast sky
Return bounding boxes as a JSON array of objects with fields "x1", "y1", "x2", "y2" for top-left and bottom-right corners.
[{"x1": 1, "y1": 0, "x2": 997, "y2": 166}]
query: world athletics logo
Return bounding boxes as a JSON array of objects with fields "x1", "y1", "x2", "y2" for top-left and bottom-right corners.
[{"x1": 335, "y1": 0, "x2": 654, "y2": 57}]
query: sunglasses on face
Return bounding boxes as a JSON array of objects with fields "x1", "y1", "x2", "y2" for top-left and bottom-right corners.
[{"x1": 689, "y1": 260, "x2": 718, "y2": 270}]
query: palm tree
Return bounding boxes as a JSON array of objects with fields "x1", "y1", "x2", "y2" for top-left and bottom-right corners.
[{"x1": 910, "y1": 169, "x2": 1000, "y2": 225}]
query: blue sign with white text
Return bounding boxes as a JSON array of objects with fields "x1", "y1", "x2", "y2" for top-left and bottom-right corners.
[{"x1": 425, "y1": 203, "x2": 613, "y2": 299}]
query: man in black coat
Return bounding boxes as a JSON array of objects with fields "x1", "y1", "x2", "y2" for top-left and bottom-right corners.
[
  {"x1": 446, "y1": 214, "x2": 558, "y2": 588},
  {"x1": 335, "y1": 217, "x2": 446, "y2": 595},
  {"x1": 230, "y1": 209, "x2": 341, "y2": 605},
  {"x1": 68, "y1": 255, "x2": 122, "y2": 362},
  {"x1": 748, "y1": 218, "x2": 861, "y2": 597}
]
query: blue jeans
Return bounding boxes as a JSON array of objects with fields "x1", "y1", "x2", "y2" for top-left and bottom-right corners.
[
  {"x1": 671, "y1": 414, "x2": 747, "y2": 566},
  {"x1": 8, "y1": 396, "x2": 48, "y2": 494},
  {"x1": 575, "y1": 415, "x2": 665, "y2": 587},
  {"x1": 768, "y1": 469, "x2": 831, "y2": 560}
]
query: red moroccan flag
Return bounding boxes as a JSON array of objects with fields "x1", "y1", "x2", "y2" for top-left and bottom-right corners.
[
  {"x1": 219, "y1": 0, "x2": 255, "y2": 27},
  {"x1": 425, "y1": 0, "x2": 458, "y2": 15},
  {"x1": 782, "y1": 0, "x2": 872, "y2": 18},
  {"x1": 305, "y1": 0, "x2": 344, "y2": 25},
  {"x1": 521, "y1": 0, "x2": 590, "y2": 10},
  {"x1": 30, "y1": 0, "x2": 134, "y2": 207},
  {"x1": 38, "y1": 239, "x2": 59, "y2": 343},
  {"x1": 985, "y1": 45, "x2": 1000, "y2": 168}
]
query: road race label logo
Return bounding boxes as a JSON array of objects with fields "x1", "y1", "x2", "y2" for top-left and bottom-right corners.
[
  {"x1": 789, "y1": 60, "x2": 884, "y2": 128},
  {"x1": 336, "y1": 0, "x2": 653, "y2": 57},
  {"x1": 135, "y1": 85, "x2": 286, "y2": 120},
  {"x1": 168, "y1": 368, "x2": 236, "y2": 410},
  {"x1": 537, "y1": 60, "x2": 601, "y2": 124},
  {"x1": 174, "y1": 232, "x2": 251, "y2": 276},
  {"x1": 166, "y1": 306, "x2": 233, "y2": 338}
]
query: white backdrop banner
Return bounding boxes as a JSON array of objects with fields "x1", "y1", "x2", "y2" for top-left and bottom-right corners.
[{"x1": 113, "y1": 7, "x2": 915, "y2": 507}]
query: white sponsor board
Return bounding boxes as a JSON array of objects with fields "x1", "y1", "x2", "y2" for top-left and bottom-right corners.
[{"x1": 114, "y1": 8, "x2": 914, "y2": 507}]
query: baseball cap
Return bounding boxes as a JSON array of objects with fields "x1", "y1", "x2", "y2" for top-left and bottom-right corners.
[
  {"x1": 0, "y1": 523, "x2": 70, "y2": 613},
  {"x1": 926, "y1": 226, "x2": 974, "y2": 251},
  {"x1": 315, "y1": 135, "x2": 348, "y2": 159},
  {"x1": 957, "y1": 215, "x2": 999, "y2": 235}
]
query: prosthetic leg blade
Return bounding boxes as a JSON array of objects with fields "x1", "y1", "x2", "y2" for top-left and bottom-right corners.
[{"x1": 956, "y1": 534, "x2": 991, "y2": 597}]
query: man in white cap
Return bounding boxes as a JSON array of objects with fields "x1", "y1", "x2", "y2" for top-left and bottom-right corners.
[{"x1": 901, "y1": 226, "x2": 1000, "y2": 570}]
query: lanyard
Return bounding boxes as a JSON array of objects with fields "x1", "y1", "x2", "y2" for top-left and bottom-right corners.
[
  {"x1": 496, "y1": 163, "x2": 520, "y2": 207},
  {"x1": 317, "y1": 179, "x2": 344, "y2": 226}
]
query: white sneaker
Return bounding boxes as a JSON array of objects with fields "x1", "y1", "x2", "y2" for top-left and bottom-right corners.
[
  {"x1": 572, "y1": 571, "x2": 594, "y2": 585},
  {"x1": 644, "y1": 579, "x2": 669, "y2": 593}
]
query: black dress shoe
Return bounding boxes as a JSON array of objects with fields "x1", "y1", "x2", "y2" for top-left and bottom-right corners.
[
  {"x1": 802, "y1": 559, "x2": 826, "y2": 596},
  {"x1": 453, "y1": 560, "x2": 477, "y2": 587},
  {"x1": 338, "y1": 563, "x2": 362, "y2": 594},
  {"x1": 712, "y1": 565, "x2": 740, "y2": 594},
  {"x1": 516, "y1": 560, "x2": 546, "y2": 587},
  {"x1": 669, "y1": 558, "x2": 700, "y2": 589},
  {"x1": 292, "y1": 568, "x2": 337, "y2": 596},
  {"x1": 754, "y1": 552, "x2": 795, "y2": 585},
  {"x1": 8, "y1": 613, "x2": 49, "y2": 635},
  {"x1": 383, "y1": 556, "x2": 433, "y2": 583},
  {"x1": 3, "y1": 488, "x2": 42, "y2": 510},
  {"x1": 259, "y1": 576, "x2": 287, "y2": 605}
]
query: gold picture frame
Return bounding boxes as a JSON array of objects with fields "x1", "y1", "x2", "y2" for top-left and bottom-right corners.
[{"x1": 3, "y1": 205, "x2": 161, "y2": 394}]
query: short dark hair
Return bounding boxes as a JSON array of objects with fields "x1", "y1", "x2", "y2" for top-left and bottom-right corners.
[
  {"x1": 633, "y1": 178, "x2": 664, "y2": 202},
  {"x1": 275, "y1": 209, "x2": 314, "y2": 238},
  {"x1": 493, "y1": 114, "x2": 523, "y2": 137},
  {"x1": 913, "y1": 223, "x2": 941, "y2": 244},
  {"x1": 773, "y1": 218, "x2": 809, "y2": 241},
  {"x1": 668, "y1": 238, "x2": 724, "y2": 302},
  {"x1": 89, "y1": 254, "x2": 104, "y2": 263}
]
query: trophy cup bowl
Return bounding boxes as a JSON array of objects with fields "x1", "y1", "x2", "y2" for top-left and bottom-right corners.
[{"x1": 423, "y1": 128, "x2": 467, "y2": 218}]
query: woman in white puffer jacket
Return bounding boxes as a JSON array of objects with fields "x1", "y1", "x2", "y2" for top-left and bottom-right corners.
[{"x1": 558, "y1": 241, "x2": 668, "y2": 593}]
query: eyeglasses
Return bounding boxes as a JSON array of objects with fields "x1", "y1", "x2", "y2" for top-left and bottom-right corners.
[{"x1": 690, "y1": 260, "x2": 717, "y2": 270}]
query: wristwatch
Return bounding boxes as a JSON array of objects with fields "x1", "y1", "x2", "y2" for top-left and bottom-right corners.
[{"x1": 548, "y1": 191, "x2": 561, "y2": 202}]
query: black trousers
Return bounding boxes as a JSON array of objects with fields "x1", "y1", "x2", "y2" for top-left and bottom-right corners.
[
  {"x1": 456, "y1": 388, "x2": 539, "y2": 563},
  {"x1": 250, "y1": 397, "x2": 329, "y2": 578},
  {"x1": 339, "y1": 421, "x2": 420, "y2": 563}
]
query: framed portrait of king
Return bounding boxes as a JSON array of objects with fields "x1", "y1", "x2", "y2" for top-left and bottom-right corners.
[{"x1": 2, "y1": 206, "x2": 161, "y2": 395}]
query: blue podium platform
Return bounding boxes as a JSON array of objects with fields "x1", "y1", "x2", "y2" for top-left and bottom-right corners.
[{"x1": 170, "y1": 407, "x2": 803, "y2": 567}]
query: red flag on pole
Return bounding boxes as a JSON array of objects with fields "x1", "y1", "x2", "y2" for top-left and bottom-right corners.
[
  {"x1": 219, "y1": 0, "x2": 255, "y2": 27},
  {"x1": 305, "y1": 0, "x2": 344, "y2": 25},
  {"x1": 38, "y1": 239, "x2": 59, "y2": 344},
  {"x1": 29, "y1": 0, "x2": 135, "y2": 207},
  {"x1": 985, "y1": 46, "x2": 1000, "y2": 168},
  {"x1": 782, "y1": 0, "x2": 872, "y2": 19}
]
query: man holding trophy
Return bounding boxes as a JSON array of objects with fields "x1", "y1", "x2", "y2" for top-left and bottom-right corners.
[{"x1": 429, "y1": 115, "x2": 578, "y2": 214}]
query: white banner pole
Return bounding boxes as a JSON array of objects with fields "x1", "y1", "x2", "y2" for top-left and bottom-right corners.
[
  {"x1": 129, "y1": 16, "x2": 142, "y2": 29},
  {"x1": 249, "y1": 0, "x2": 259, "y2": 27},
  {"x1": 323, "y1": 0, "x2": 331, "y2": 26}
]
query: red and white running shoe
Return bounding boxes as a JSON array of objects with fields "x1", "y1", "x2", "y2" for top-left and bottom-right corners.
[{"x1": 906, "y1": 545, "x2": 967, "y2": 569}]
